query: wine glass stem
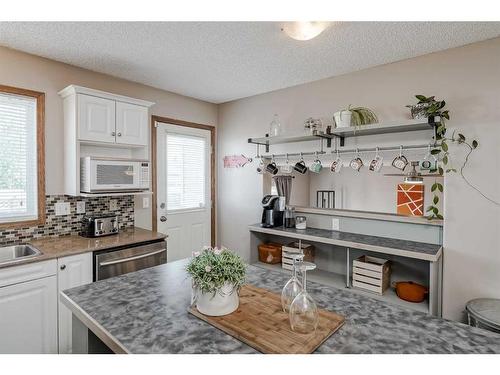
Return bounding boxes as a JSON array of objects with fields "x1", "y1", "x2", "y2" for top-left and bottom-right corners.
[{"x1": 302, "y1": 269, "x2": 307, "y2": 292}]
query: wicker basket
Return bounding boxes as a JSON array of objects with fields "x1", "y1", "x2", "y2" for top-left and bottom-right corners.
[{"x1": 258, "y1": 243, "x2": 282, "y2": 264}]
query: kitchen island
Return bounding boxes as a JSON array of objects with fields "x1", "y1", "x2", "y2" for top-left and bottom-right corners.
[{"x1": 61, "y1": 259, "x2": 500, "y2": 354}]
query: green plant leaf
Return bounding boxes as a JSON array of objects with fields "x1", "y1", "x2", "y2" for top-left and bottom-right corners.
[
  {"x1": 442, "y1": 155, "x2": 448, "y2": 165},
  {"x1": 441, "y1": 141, "x2": 448, "y2": 152},
  {"x1": 472, "y1": 140, "x2": 478, "y2": 149},
  {"x1": 426, "y1": 206, "x2": 434, "y2": 212},
  {"x1": 431, "y1": 183, "x2": 437, "y2": 192},
  {"x1": 438, "y1": 167, "x2": 444, "y2": 175},
  {"x1": 433, "y1": 196, "x2": 439, "y2": 204},
  {"x1": 415, "y1": 94, "x2": 427, "y2": 102},
  {"x1": 432, "y1": 207, "x2": 438, "y2": 214},
  {"x1": 437, "y1": 183, "x2": 444, "y2": 192},
  {"x1": 436, "y1": 214, "x2": 444, "y2": 220},
  {"x1": 431, "y1": 149, "x2": 441, "y2": 155}
]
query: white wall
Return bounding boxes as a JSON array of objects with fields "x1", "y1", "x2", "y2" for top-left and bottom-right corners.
[
  {"x1": 218, "y1": 37, "x2": 500, "y2": 322},
  {"x1": 0, "y1": 46, "x2": 218, "y2": 230}
]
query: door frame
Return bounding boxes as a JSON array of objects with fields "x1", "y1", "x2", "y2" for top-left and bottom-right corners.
[{"x1": 151, "y1": 115, "x2": 216, "y2": 247}]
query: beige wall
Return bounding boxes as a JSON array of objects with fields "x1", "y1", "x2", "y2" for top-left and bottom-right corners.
[
  {"x1": 218, "y1": 37, "x2": 500, "y2": 321},
  {"x1": 0, "y1": 46, "x2": 218, "y2": 229}
]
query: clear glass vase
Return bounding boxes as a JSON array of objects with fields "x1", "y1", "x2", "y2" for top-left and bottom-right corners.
[
  {"x1": 289, "y1": 261, "x2": 319, "y2": 334},
  {"x1": 281, "y1": 253, "x2": 303, "y2": 313},
  {"x1": 269, "y1": 114, "x2": 283, "y2": 137}
]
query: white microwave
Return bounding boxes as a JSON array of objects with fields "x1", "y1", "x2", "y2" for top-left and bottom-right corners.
[{"x1": 80, "y1": 157, "x2": 150, "y2": 193}]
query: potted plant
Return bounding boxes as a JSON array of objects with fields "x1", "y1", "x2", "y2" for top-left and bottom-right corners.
[
  {"x1": 334, "y1": 105, "x2": 378, "y2": 128},
  {"x1": 187, "y1": 246, "x2": 246, "y2": 316}
]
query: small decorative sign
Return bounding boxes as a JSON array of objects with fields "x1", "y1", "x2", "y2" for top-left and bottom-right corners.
[
  {"x1": 397, "y1": 183, "x2": 425, "y2": 216},
  {"x1": 223, "y1": 155, "x2": 252, "y2": 168}
]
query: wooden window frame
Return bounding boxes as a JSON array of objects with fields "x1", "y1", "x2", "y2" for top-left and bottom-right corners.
[
  {"x1": 151, "y1": 115, "x2": 216, "y2": 247},
  {"x1": 0, "y1": 85, "x2": 45, "y2": 229}
]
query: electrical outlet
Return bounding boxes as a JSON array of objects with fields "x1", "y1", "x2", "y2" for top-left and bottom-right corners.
[
  {"x1": 109, "y1": 199, "x2": 118, "y2": 211},
  {"x1": 55, "y1": 202, "x2": 71, "y2": 216},
  {"x1": 76, "y1": 201, "x2": 86, "y2": 214},
  {"x1": 332, "y1": 218, "x2": 340, "y2": 231},
  {"x1": 142, "y1": 197, "x2": 150, "y2": 209}
]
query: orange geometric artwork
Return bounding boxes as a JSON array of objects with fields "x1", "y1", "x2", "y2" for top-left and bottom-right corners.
[{"x1": 397, "y1": 183, "x2": 425, "y2": 216}]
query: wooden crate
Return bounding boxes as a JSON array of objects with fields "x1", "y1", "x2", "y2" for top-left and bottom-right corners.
[{"x1": 352, "y1": 255, "x2": 391, "y2": 295}]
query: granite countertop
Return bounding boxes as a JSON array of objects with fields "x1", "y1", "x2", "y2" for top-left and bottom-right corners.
[
  {"x1": 61, "y1": 259, "x2": 500, "y2": 354},
  {"x1": 249, "y1": 224, "x2": 442, "y2": 262},
  {"x1": 0, "y1": 227, "x2": 166, "y2": 269}
]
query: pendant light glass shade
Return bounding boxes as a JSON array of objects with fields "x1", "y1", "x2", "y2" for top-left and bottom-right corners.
[{"x1": 282, "y1": 22, "x2": 330, "y2": 41}]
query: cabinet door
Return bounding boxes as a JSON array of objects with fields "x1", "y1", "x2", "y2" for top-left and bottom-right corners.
[
  {"x1": 78, "y1": 94, "x2": 116, "y2": 143},
  {"x1": 57, "y1": 253, "x2": 92, "y2": 354},
  {"x1": 0, "y1": 276, "x2": 57, "y2": 353},
  {"x1": 115, "y1": 101, "x2": 148, "y2": 146}
]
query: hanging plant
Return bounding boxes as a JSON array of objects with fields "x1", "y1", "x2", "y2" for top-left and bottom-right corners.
[{"x1": 409, "y1": 95, "x2": 479, "y2": 220}]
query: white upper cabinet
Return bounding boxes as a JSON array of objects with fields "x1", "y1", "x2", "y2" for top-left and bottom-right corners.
[
  {"x1": 78, "y1": 94, "x2": 116, "y2": 143},
  {"x1": 57, "y1": 253, "x2": 92, "y2": 354},
  {"x1": 59, "y1": 85, "x2": 154, "y2": 146},
  {"x1": 116, "y1": 101, "x2": 149, "y2": 146}
]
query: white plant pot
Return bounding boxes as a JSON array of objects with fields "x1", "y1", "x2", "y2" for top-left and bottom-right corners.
[
  {"x1": 334, "y1": 110, "x2": 352, "y2": 128},
  {"x1": 195, "y1": 282, "x2": 239, "y2": 316}
]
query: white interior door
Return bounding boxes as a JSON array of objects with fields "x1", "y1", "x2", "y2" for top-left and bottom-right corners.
[{"x1": 157, "y1": 122, "x2": 212, "y2": 262}]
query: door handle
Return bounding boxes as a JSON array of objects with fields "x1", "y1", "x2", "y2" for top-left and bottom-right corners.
[
  {"x1": 160, "y1": 216, "x2": 167, "y2": 222},
  {"x1": 99, "y1": 248, "x2": 166, "y2": 267}
]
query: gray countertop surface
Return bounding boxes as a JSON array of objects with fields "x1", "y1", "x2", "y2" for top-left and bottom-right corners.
[
  {"x1": 61, "y1": 259, "x2": 500, "y2": 354},
  {"x1": 249, "y1": 224, "x2": 442, "y2": 261}
]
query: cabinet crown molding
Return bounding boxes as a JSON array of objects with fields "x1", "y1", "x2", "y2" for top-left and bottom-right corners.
[{"x1": 58, "y1": 85, "x2": 155, "y2": 108}]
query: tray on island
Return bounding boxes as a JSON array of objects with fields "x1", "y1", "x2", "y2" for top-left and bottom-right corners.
[{"x1": 188, "y1": 284, "x2": 345, "y2": 354}]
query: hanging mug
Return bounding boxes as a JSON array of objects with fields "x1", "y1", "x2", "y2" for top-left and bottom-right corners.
[
  {"x1": 392, "y1": 146, "x2": 409, "y2": 171},
  {"x1": 280, "y1": 154, "x2": 293, "y2": 174},
  {"x1": 309, "y1": 158, "x2": 323, "y2": 173},
  {"x1": 350, "y1": 149, "x2": 363, "y2": 171},
  {"x1": 369, "y1": 148, "x2": 384, "y2": 172},
  {"x1": 256, "y1": 160, "x2": 264, "y2": 174},
  {"x1": 330, "y1": 150, "x2": 343, "y2": 173},
  {"x1": 265, "y1": 157, "x2": 279, "y2": 175},
  {"x1": 421, "y1": 145, "x2": 438, "y2": 171},
  {"x1": 293, "y1": 155, "x2": 308, "y2": 174}
]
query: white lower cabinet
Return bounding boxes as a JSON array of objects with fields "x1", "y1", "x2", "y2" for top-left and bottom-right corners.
[
  {"x1": 0, "y1": 260, "x2": 58, "y2": 354},
  {"x1": 57, "y1": 253, "x2": 93, "y2": 354}
]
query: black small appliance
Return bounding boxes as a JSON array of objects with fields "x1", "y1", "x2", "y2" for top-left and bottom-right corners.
[
  {"x1": 80, "y1": 214, "x2": 119, "y2": 238},
  {"x1": 261, "y1": 195, "x2": 285, "y2": 228}
]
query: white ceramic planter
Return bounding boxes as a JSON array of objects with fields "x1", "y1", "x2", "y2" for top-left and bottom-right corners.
[
  {"x1": 334, "y1": 110, "x2": 352, "y2": 128},
  {"x1": 195, "y1": 282, "x2": 239, "y2": 316}
]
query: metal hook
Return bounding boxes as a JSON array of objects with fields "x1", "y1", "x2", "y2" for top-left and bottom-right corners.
[
  {"x1": 399, "y1": 145, "x2": 403, "y2": 157},
  {"x1": 375, "y1": 147, "x2": 379, "y2": 157},
  {"x1": 300, "y1": 152, "x2": 304, "y2": 161}
]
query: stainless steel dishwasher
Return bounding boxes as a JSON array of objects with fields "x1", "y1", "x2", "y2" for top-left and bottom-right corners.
[{"x1": 93, "y1": 240, "x2": 167, "y2": 281}]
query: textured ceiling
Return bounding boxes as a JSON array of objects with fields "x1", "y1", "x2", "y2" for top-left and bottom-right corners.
[{"x1": 1, "y1": 22, "x2": 500, "y2": 103}]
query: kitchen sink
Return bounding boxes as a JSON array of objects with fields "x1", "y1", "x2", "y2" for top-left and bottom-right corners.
[{"x1": 0, "y1": 245, "x2": 42, "y2": 266}]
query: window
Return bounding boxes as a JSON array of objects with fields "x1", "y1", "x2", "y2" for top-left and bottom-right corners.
[
  {"x1": 0, "y1": 85, "x2": 45, "y2": 227},
  {"x1": 166, "y1": 132, "x2": 206, "y2": 211}
]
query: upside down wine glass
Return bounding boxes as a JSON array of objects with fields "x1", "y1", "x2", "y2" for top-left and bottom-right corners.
[
  {"x1": 289, "y1": 261, "x2": 319, "y2": 334},
  {"x1": 281, "y1": 253, "x2": 304, "y2": 313}
]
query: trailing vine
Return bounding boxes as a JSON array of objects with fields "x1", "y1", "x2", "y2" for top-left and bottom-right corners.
[{"x1": 411, "y1": 95, "x2": 480, "y2": 220}]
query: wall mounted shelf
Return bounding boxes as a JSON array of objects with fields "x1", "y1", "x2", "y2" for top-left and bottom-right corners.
[
  {"x1": 248, "y1": 129, "x2": 335, "y2": 153},
  {"x1": 248, "y1": 118, "x2": 438, "y2": 152}
]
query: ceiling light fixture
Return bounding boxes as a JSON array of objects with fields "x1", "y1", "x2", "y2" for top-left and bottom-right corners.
[{"x1": 282, "y1": 22, "x2": 330, "y2": 41}]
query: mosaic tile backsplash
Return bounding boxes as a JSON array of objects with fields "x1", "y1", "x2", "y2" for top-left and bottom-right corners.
[{"x1": 0, "y1": 195, "x2": 134, "y2": 245}]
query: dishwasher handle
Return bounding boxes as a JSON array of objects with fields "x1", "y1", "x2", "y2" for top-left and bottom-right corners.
[{"x1": 99, "y1": 248, "x2": 166, "y2": 267}]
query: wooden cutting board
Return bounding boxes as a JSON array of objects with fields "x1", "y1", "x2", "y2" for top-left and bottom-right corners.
[{"x1": 188, "y1": 284, "x2": 345, "y2": 354}]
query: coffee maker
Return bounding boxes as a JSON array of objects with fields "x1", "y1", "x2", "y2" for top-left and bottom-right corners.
[{"x1": 261, "y1": 195, "x2": 285, "y2": 228}]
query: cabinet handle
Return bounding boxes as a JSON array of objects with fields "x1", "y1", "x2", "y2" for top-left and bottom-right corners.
[
  {"x1": 117, "y1": 132, "x2": 122, "y2": 137},
  {"x1": 111, "y1": 131, "x2": 116, "y2": 136},
  {"x1": 60, "y1": 264, "x2": 66, "y2": 270}
]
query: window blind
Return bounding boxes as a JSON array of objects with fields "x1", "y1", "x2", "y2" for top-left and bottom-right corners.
[
  {"x1": 166, "y1": 133, "x2": 206, "y2": 211},
  {"x1": 0, "y1": 92, "x2": 38, "y2": 223}
]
